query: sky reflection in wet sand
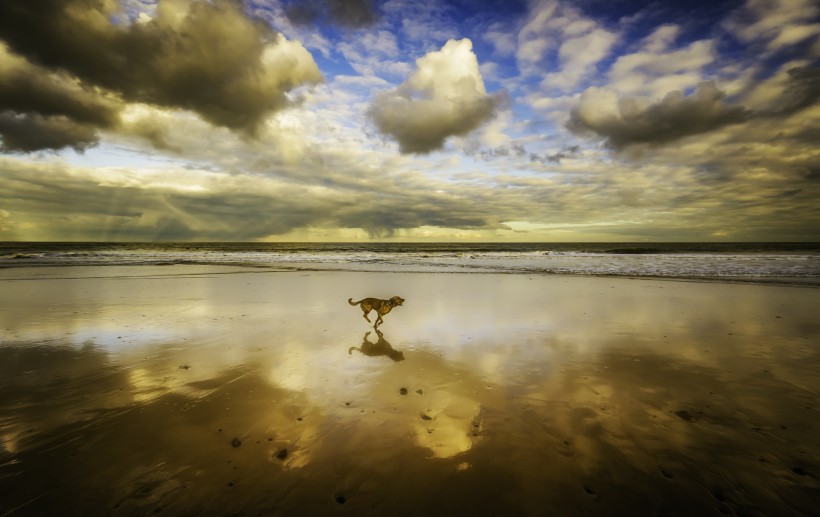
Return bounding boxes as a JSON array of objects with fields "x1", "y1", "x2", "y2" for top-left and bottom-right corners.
[{"x1": 1, "y1": 269, "x2": 818, "y2": 515}]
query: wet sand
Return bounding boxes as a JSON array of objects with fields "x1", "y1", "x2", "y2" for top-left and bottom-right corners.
[{"x1": 1, "y1": 266, "x2": 819, "y2": 516}]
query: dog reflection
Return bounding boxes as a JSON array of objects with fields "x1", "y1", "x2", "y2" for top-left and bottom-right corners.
[{"x1": 348, "y1": 329, "x2": 405, "y2": 362}]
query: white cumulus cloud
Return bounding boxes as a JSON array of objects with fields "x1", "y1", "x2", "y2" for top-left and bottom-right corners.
[{"x1": 368, "y1": 38, "x2": 504, "y2": 154}]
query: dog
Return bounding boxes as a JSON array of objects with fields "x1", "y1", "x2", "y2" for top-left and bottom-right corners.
[
  {"x1": 349, "y1": 329, "x2": 405, "y2": 362},
  {"x1": 348, "y1": 296, "x2": 405, "y2": 328}
]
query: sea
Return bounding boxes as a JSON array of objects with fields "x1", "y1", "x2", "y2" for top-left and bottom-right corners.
[{"x1": 1, "y1": 242, "x2": 819, "y2": 286}]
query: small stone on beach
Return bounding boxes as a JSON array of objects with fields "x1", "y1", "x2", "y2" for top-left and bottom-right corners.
[
  {"x1": 658, "y1": 466, "x2": 674, "y2": 478},
  {"x1": 675, "y1": 410, "x2": 694, "y2": 422},
  {"x1": 399, "y1": 388, "x2": 408, "y2": 395},
  {"x1": 276, "y1": 448, "x2": 288, "y2": 460},
  {"x1": 231, "y1": 437, "x2": 242, "y2": 448}
]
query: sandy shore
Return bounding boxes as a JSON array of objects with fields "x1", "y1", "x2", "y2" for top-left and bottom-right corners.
[{"x1": 1, "y1": 266, "x2": 819, "y2": 516}]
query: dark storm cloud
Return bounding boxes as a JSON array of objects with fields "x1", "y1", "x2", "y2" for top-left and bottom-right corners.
[
  {"x1": 285, "y1": 0, "x2": 379, "y2": 28},
  {"x1": 567, "y1": 82, "x2": 751, "y2": 149},
  {"x1": 0, "y1": 162, "x2": 329, "y2": 240},
  {"x1": 0, "y1": 53, "x2": 120, "y2": 128},
  {"x1": 531, "y1": 145, "x2": 581, "y2": 164},
  {"x1": 470, "y1": 143, "x2": 526, "y2": 160},
  {"x1": 0, "y1": 113, "x2": 100, "y2": 153},
  {"x1": 336, "y1": 198, "x2": 503, "y2": 238},
  {"x1": 0, "y1": 43, "x2": 121, "y2": 152},
  {"x1": 0, "y1": 159, "x2": 510, "y2": 241},
  {"x1": 471, "y1": 143, "x2": 581, "y2": 165},
  {"x1": 769, "y1": 65, "x2": 820, "y2": 117},
  {"x1": 0, "y1": 0, "x2": 321, "y2": 152}
]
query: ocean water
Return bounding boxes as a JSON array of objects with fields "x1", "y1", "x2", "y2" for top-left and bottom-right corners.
[{"x1": 1, "y1": 242, "x2": 819, "y2": 285}]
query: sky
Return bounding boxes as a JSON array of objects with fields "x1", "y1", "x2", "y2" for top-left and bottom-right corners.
[{"x1": 0, "y1": 0, "x2": 818, "y2": 242}]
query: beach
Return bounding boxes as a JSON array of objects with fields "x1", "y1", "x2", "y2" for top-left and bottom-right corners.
[{"x1": 1, "y1": 266, "x2": 819, "y2": 516}]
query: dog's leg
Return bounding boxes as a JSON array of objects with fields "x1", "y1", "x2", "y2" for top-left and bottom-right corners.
[
  {"x1": 374, "y1": 314, "x2": 383, "y2": 328},
  {"x1": 362, "y1": 309, "x2": 372, "y2": 323}
]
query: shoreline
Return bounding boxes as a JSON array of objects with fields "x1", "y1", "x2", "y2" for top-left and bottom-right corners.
[
  {"x1": 2, "y1": 262, "x2": 818, "y2": 288},
  {"x1": 2, "y1": 268, "x2": 819, "y2": 515}
]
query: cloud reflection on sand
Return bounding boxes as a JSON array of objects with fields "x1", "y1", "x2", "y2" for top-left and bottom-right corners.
[{"x1": 1, "y1": 270, "x2": 819, "y2": 515}]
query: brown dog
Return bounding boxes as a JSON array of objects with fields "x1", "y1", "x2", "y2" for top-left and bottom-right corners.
[{"x1": 348, "y1": 296, "x2": 405, "y2": 328}]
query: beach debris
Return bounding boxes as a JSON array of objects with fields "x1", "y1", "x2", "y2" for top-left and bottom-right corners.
[
  {"x1": 335, "y1": 495, "x2": 347, "y2": 505},
  {"x1": 583, "y1": 485, "x2": 596, "y2": 496},
  {"x1": 416, "y1": 389, "x2": 423, "y2": 395},
  {"x1": 674, "y1": 410, "x2": 694, "y2": 422},
  {"x1": 658, "y1": 466, "x2": 674, "y2": 479},
  {"x1": 230, "y1": 437, "x2": 242, "y2": 448},
  {"x1": 178, "y1": 364, "x2": 190, "y2": 370},
  {"x1": 471, "y1": 416, "x2": 484, "y2": 436},
  {"x1": 399, "y1": 387, "x2": 408, "y2": 395},
  {"x1": 276, "y1": 448, "x2": 288, "y2": 460},
  {"x1": 710, "y1": 487, "x2": 727, "y2": 502},
  {"x1": 420, "y1": 413, "x2": 433, "y2": 421}
]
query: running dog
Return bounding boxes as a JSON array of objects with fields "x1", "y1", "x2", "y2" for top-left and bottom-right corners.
[{"x1": 348, "y1": 296, "x2": 405, "y2": 328}]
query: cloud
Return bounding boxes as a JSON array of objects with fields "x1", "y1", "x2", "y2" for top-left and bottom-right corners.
[
  {"x1": 483, "y1": 22, "x2": 517, "y2": 56},
  {"x1": 607, "y1": 26, "x2": 715, "y2": 98},
  {"x1": 0, "y1": 43, "x2": 122, "y2": 152},
  {"x1": 368, "y1": 39, "x2": 504, "y2": 154},
  {"x1": 567, "y1": 82, "x2": 751, "y2": 149},
  {"x1": 724, "y1": 0, "x2": 820, "y2": 52},
  {"x1": 0, "y1": 155, "x2": 515, "y2": 241},
  {"x1": 284, "y1": 0, "x2": 379, "y2": 28},
  {"x1": 0, "y1": 113, "x2": 100, "y2": 153},
  {"x1": 337, "y1": 30, "x2": 410, "y2": 78},
  {"x1": 531, "y1": 145, "x2": 580, "y2": 164},
  {"x1": 376, "y1": 0, "x2": 460, "y2": 56},
  {"x1": 770, "y1": 65, "x2": 820, "y2": 116},
  {"x1": 0, "y1": 44, "x2": 121, "y2": 128},
  {"x1": 541, "y1": 27, "x2": 618, "y2": 91},
  {"x1": 516, "y1": 0, "x2": 617, "y2": 90},
  {"x1": 0, "y1": 0, "x2": 322, "y2": 152}
]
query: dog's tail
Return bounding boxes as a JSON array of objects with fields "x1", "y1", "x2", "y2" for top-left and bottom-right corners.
[
  {"x1": 348, "y1": 298, "x2": 361, "y2": 306},
  {"x1": 348, "y1": 346, "x2": 361, "y2": 355}
]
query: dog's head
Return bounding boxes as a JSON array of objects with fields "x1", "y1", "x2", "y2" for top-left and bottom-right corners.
[{"x1": 389, "y1": 296, "x2": 405, "y2": 307}]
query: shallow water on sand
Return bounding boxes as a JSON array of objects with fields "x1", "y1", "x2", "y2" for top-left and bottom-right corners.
[{"x1": 1, "y1": 268, "x2": 819, "y2": 515}]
